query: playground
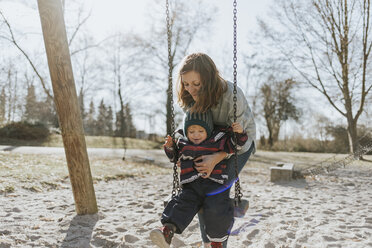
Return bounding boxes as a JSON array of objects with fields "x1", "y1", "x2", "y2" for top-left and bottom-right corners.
[
  {"x1": 1, "y1": 0, "x2": 372, "y2": 247},
  {"x1": 0, "y1": 149, "x2": 371, "y2": 247}
]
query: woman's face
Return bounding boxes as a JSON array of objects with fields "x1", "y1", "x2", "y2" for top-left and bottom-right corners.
[{"x1": 181, "y1": 70, "x2": 202, "y2": 101}]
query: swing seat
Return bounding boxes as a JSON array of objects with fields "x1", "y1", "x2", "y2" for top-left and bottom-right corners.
[
  {"x1": 233, "y1": 198, "x2": 249, "y2": 218},
  {"x1": 163, "y1": 195, "x2": 172, "y2": 208}
]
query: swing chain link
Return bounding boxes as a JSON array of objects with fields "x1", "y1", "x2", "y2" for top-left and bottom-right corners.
[
  {"x1": 232, "y1": 0, "x2": 242, "y2": 204},
  {"x1": 166, "y1": 0, "x2": 180, "y2": 198},
  {"x1": 305, "y1": 139, "x2": 372, "y2": 177}
]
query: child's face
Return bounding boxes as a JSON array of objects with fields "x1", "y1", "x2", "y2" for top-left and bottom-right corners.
[{"x1": 187, "y1": 125, "x2": 207, "y2": 145}]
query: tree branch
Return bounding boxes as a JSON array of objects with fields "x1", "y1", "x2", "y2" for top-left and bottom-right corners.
[
  {"x1": 68, "y1": 8, "x2": 91, "y2": 46},
  {"x1": 0, "y1": 10, "x2": 53, "y2": 101}
]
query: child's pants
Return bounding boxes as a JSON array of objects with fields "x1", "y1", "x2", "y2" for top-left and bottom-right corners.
[
  {"x1": 198, "y1": 144, "x2": 255, "y2": 247},
  {"x1": 161, "y1": 177, "x2": 233, "y2": 242}
]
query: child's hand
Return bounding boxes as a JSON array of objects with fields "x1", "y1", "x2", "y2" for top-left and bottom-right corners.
[
  {"x1": 164, "y1": 135, "x2": 174, "y2": 148},
  {"x1": 232, "y1": 122, "x2": 243, "y2": 133}
]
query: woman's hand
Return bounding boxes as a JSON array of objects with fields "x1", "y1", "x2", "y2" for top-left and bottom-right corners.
[
  {"x1": 231, "y1": 122, "x2": 243, "y2": 133},
  {"x1": 194, "y1": 152, "x2": 227, "y2": 178}
]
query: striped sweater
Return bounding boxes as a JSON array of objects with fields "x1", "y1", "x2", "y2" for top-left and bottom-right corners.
[{"x1": 164, "y1": 126, "x2": 248, "y2": 185}]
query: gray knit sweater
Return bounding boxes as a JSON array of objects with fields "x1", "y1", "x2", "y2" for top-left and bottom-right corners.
[{"x1": 210, "y1": 81, "x2": 256, "y2": 154}]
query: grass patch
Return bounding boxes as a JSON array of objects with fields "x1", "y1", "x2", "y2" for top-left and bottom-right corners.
[
  {"x1": 22, "y1": 185, "x2": 43, "y2": 192},
  {"x1": 0, "y1": 150, "x2": 370, "y2": 194},
  {"x1": 0, "y1": 134, "x2": 163, "y2": 149},
  {"x1": 1, "y1": 185, "x2": 15, "y2": 194},
  {"x1": 40, "y1": 181, "x2": 60, "y2": 190},
  {"x1": 103, "y1": 174, "x2": 135, "y2": 182},
  {"x1": 0, "y1": 151, "x2": 169, "y2": 193},
  {"x1": 248, "y1": 150, "x2": 372, "y2": 172}
]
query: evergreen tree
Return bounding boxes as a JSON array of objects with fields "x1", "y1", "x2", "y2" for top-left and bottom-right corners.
[
  {"x1": 85, "y1": 100, "x2": 96, "y2": 135},
  {"x1": 114, "y1": 111, "x2": 124, "y2": 137},
  {"x1": 39, "y1": 97, "x2": 59, "y2": 127},
  {"x1": 124, "y1": 103, "x2": 136, "y2": 138},
  {"x1": 78, "y1": 88, "x2": 85, "y2": 122},
  {"x1": 96, "y1": 99, "x2": 106, "y2": 136},
  {"x1": 105, "y1": 106, "x2": 113, "y2": 136},
  {"x1": 114, "y1": 103, "x2": 136, "y2": 138},
  {"x1": 24, "y1": 84, "x2": 39, "y2": 123}
]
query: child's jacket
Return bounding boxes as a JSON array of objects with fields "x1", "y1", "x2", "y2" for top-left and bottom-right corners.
[{"x1": 164, "y1": 126, "x2": 248, "y2": 185}]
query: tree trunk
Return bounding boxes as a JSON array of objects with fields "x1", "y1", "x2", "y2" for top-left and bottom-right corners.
[
  {"x1": 272, "y1": 128, "x2": 280, "y2": 144},
  {"x1": 38, "y1": 0, "x2": 97, "y2": 215},
  {"x1": 271, "y1": 121, "x2": 280, "y2": 144},
  {"x1": 118, "y1": 87, "x2": 126, "y2": 137},
  {"x1": 118, "y1": 86, "x2": 127, "y2": 159},
  {"x1": 268, "y1": 131, "x2": 274, "y2": 147},
  {"x1": 346, "y1": 117, "x2": 359, "y2": 157},
  {"x1": 266, "y1": 118, "x2": 274, "y2": 147}
]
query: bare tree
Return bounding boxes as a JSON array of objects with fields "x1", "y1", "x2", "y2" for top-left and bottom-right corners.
[
  {"x1": 259, "y1": 78, "x2": 300, "y2": 146},
  {"x1": 129, "y1": 0, "x2": 215, "y2": 135},
  {"x1": 259, "y1": 0, "x2": 372, "y2": 155},
  {"x1": 0, "y1": 62, "x2": 22, "y2": 124},
  {"x1": 72, "y1": 34, "x2": 104, "y2": 122},
  {"x1": 312, "y1": 113, "x2": 332, "y2": 150},
  {"x1": 102, "y1": 34, "x2": 147, "y2": 139},
  {"x1": 0, "y1": 10, "x2": 53, "y2": 100},
  {"x1": 0, "y1": 1, "x2": 99, "y2": 103}
]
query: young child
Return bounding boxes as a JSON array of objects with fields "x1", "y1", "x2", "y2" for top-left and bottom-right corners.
[{"x1": 150, "y1": 110, "x2": 248, "y2": 248}]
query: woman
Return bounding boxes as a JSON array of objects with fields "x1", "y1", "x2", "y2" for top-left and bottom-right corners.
[{"x1": 177, "y1": 53, "x2": 256, "y2": 247}]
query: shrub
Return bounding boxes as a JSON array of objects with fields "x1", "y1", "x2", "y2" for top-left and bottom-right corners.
[
  {"x1": 0, "y1": 122, "x2": 50, "y2": 140},
  {"x1": 257, "y1": 124, "x2": 372, "y2": 155}
]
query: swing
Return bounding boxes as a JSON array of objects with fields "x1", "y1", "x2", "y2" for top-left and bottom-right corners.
[{"x1": 165, "y1": 0, "x2": 248, "y2": 218}]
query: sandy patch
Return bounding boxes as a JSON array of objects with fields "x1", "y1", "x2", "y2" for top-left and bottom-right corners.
[{"x1": 1, "y1": 151, "x2": 372, "y2": 247}]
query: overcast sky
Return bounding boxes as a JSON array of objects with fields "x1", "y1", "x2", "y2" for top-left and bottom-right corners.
[
  {"x1": 1, "y1": 0, "x2": 275, "y2": 134},
  {"x1": 87, "y1": 0, "x2": 271, "y2": 46},
  {"x1": 1, "y1": 0, "x2": 350, "y2": 137},
  {"x1": 86, "y1": 0, "x2": 273, "y2": 133}
]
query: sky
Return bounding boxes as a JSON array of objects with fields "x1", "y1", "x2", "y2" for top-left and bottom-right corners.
[
  {"x1": 85, "y1": 0, "x2": 273, "y2": 134},
  {"x1": 1, "y1": 0, "x2": 349, "y2": 138},
  {"x1": 0, "y1": 0, "x2": 345, "y2": 137},
  {"x1": 87, "y1": 0, "x2": 271, "y2": 49},
  {"x1": 0, "y1": 0, "x2": 272, "y2": 45}
]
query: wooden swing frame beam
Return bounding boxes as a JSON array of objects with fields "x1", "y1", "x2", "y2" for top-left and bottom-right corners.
[{"x1": 37, "y1": 0, "x2": 97, "y2": 215}]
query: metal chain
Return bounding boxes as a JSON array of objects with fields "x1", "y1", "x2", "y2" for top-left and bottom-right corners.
[
  {"x1": 299, "y1": 130, "x2": 372, "y2": 176},
  {"x1": 302, "y1": 139, "x2": 372, "y2": 177},
  {"x1": 232, "y1": 0, "x2": 242, "y2": 204},
  {"x1": 166, "y1": 0, "x2": 180, "y2": 198}
]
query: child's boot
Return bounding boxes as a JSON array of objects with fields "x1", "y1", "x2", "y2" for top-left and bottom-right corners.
[
  {"x1": 203, "y1": 242, "x2": 211, "y2": 248},
  {"x1": 211, "y1": 242, "x2": 223, "y2": 248},
  {"x1": 149, "y1": 223, "x2": 176, "y2": 248}
]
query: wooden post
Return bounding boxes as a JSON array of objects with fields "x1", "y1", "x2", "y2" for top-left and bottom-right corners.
[{"x1": 37, "y1": 0, "x2": 98, "y2": 214}]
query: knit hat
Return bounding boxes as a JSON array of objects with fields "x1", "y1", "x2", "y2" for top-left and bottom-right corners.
[{"x1": 183, "y1": 110, "x2": 214, "y2": 139}]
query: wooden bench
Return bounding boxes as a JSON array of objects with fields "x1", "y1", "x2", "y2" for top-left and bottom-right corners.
[{"x1": 270, "y1": 162, "x2": 294, "y2": 182}]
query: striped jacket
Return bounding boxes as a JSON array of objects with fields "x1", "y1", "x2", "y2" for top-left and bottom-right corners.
[{"x1": 164, "y1": 127, "x2": 248, "y2": 185}]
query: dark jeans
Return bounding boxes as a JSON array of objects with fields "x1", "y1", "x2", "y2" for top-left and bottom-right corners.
[
  {"x1": 198, "y1": 143, "x2": 254, "y2": 247},
  {"x1": 161, "y1": 177, "x2": 233, "y2": 242}
]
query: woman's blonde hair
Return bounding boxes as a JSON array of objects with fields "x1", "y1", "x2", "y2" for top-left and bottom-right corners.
[{"x1": 177, "y1": 53, "x2": 226, "y2": 113}]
